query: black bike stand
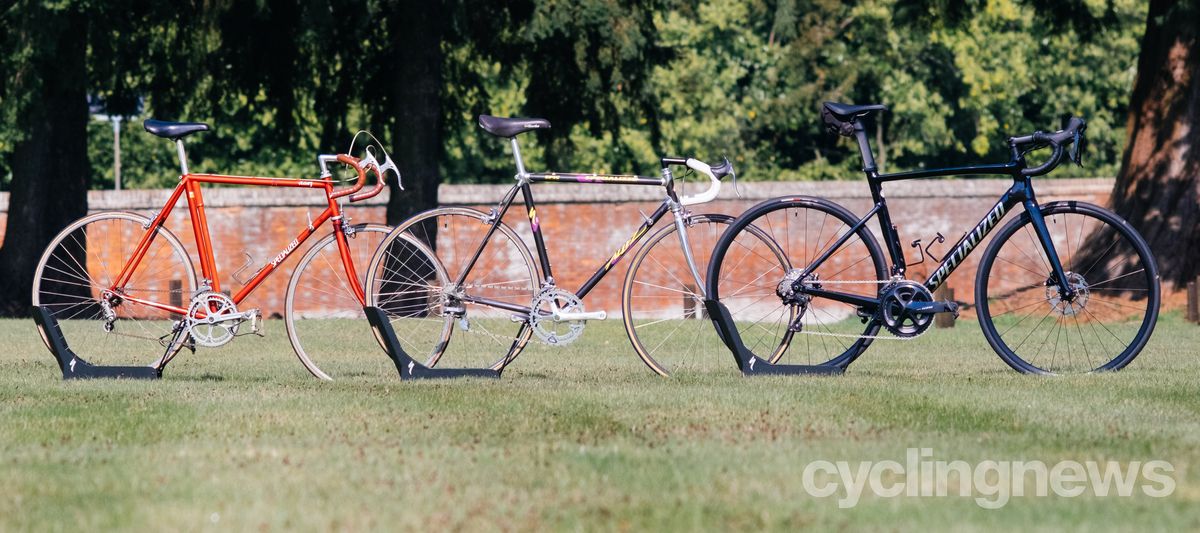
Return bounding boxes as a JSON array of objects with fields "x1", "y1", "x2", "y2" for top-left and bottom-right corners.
[
  {"x1": 704, "y1": 299, "x2": 844, "y2": 376},
  {"x1": 363, "y1": 306, "x2": 501, "y2": 380},
  {"x1": 31, "y1": 306, "x2": 161, "y2": 380}
]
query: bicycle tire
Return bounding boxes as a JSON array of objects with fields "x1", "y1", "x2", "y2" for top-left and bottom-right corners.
[
  {"x1": 706, "y1": 196, "x2": 888, "y2": 367},
  {"x1": 975, "y1": 201, "x2": 1160, "y2": 374},
  {"x1": 32, "y1": 212, "x2": 197, "y2": 369}
]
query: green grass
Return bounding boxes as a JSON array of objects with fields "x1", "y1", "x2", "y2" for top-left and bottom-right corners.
[{"x1": 2, "y1": 313, "x2": 1198, "y2": 531}]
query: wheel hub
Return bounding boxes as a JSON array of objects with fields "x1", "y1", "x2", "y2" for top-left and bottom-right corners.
[{"x1": 1046, "y1": 272, "x2": 1089, "y2": 316}]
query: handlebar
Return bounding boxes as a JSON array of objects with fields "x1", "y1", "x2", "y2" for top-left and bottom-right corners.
[
  {"x1": 1009, "y1": 117, "x2": 1087, "y2": 177},
  {"x1": 675, "y1": 156, "x2": 734, "y2": 206},
  {"x1": 318, "y1": 146, "x2": 401, "y2": 202}
]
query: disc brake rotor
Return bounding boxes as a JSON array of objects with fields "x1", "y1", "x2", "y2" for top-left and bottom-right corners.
[{"x1": 1046, "y1": 272, "x2": 1089, "y2": 316}]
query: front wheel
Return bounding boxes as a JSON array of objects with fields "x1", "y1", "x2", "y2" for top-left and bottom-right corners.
[
  {"x1": 622, "y1": 214, "x2": 734, "y2": 376},
  {"x1": 285, "y1": 223, "x2": 403, "y2": 380},
  {"x1": 975, "y1": 201, "x2": 1160, "y2": 374}
]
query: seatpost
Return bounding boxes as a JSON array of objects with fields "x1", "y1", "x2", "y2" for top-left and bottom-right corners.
[
  {"x1": 852, "y1": 122, "x2": 877, "y2": 173},
  {"x1": 509, "y1": 137, "x2": 528, "y2": 179},
  {"x1": 175, "y1": 139, "x2": 190, "y2": 176}
]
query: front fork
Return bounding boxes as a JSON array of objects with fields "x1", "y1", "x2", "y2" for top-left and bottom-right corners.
[
  {"x1": 671, "y1": 204, "x2": 707, "y2": 298},
  {"x1": 1022, "y1": 199, "x2": 1076, "y2": 299}
]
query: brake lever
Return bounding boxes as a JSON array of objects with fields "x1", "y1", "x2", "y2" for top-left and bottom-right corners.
[{"x1": 379, "y1": 152, "x2": 402, "y2": 190}]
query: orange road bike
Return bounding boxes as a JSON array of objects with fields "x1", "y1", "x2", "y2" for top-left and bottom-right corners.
[{"x1": 31, "y1": 119, "x2": 420, "y2": 380}]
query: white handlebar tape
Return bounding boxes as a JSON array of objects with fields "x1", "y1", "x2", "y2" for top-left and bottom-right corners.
[{"x1": 680, "y1": 158, "x2": 721, "y2": 206}]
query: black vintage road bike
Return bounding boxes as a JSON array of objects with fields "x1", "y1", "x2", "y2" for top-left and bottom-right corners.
[
  {"x1": 362, "y1": 115, "x2": 740, "y2": 377},
  {"x1": 704, "y1": 102, "x2": 1160, "y2": 375}
]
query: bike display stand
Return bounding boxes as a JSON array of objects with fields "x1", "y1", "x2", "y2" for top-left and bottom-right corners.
[
  {"x1": 31, "y1": 306, "x2": 161, "y2": 380},
  {"x1": 703, "y1": 299, "x2": 844, "y2": 376},
  {"x1": 363, "y1": 306, "x2": 501, "y2": 380}
]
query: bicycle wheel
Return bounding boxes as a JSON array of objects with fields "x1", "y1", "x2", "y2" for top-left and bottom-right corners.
[
  {"x1": 975, "y1": 201, "x2": 1160, "y2": 374},
  {"x1": 32, "y1": 212, "x2": 197, "y2": 368},
  {"x1": 623, "y1": 214, "x2": 739, "y2": 376},
  {"x1": 366, "y1": 207, "x2": 538, "y2": 369},
  {"x1": 286, "y1": 223, "x2": 415, "y2": 380},
  {"x1": 707, "y1": 196, "x2": 888, "y2": 367}
]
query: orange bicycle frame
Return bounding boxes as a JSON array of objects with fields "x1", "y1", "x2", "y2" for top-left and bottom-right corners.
[{"x1": 108, "y1": 156, "x2": 374, "y2": 316}]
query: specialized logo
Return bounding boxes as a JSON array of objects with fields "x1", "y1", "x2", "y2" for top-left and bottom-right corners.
[
  {"x1": 407, "y1": 361, "x2": 415, "y2": 375},
  {"x1": 271, "y1": 238, "x2": 301, "y2": 268},
  {"x1": 606, "y1": 226, "x2": 649, "y2": 270},
  {"x1": 927, "y1": 202, "x2": 1008, "y2": 288},
  {"x1": 528, "y1": 208, "x2": 540, "y2": 232}
]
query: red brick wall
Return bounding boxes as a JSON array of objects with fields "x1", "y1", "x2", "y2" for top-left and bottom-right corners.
[{"x1": 1, "y1": 178, "x2": 1114, "y2": 317}]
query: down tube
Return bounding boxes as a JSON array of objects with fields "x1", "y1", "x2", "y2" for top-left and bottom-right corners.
[
  {"x1": 924, "y1": 196, "x2": 1014, "y2": 290},
  {"x1": 575, "y1": 202, "x2": 670, "y2": 299}
]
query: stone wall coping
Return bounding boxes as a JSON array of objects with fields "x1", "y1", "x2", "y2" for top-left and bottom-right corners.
[{"x1": 0, "y1": 177, "x2": 1114, "y2": 211}]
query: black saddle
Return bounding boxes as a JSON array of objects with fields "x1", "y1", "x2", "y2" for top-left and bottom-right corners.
[
  {"x1": 478, "y1": 115, "x2": 551, "y2": 138},
  {"x1": 143, "y1": 119, "x2": 210, "y2": 140},
  {"x1": 822, "y1": 102, "x2": 887, "y2": 137}
]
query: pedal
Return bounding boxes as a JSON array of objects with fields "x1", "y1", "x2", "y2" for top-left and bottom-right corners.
[{"x1": 555, "y1": 310, "x2": 607, "y2": 321}]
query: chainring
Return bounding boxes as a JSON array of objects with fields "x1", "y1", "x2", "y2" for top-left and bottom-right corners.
[
  {"x1": 880, "y1": 281, "x2": 933, "y2": 338},
  {"x1": 530, "y1": 288, "x2": 586, "y2": 346},
  {"x1": 186, "y1": 291, "x2": 240, "y2": 347}
]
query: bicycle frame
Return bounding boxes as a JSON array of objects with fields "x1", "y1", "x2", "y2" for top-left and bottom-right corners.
[
  {"x1": 450, "y1": 136, "x2": 704, "y2": 318},
  {"x1": 109, "y1": 172, "x2": 364, "y2": 316},
  {"x1": 795, "y1": 160, "x2": 1074, "y2": 312}
]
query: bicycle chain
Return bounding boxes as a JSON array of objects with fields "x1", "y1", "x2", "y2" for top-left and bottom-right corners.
[{"x1": 787, "y1": 277, "x2": 927, "y2": 342}]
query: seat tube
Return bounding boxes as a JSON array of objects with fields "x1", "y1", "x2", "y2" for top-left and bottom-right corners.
[{"x1": 186, "y1": 179, "x2": 221, "y2": 292}]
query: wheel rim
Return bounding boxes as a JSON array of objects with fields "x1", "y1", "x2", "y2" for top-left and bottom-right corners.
[
  {"x1": 979, "y1": 205, "x2": 1159, "y2": 374},
  {"x1": 711, "y1": 200, "x2": 886, "y2": 366},
  {"x1": 32, "y1": 213, "x2": 196, "y2": 367},
  {"x1": 367, "y1": 208, "x2": 538, "y2": 369},
  {"x1": 286, "y1": 224, "x2": 398, "y2": 380},
  {"x1": 623, "y1": 216, "x2": 733, "y2": 376}
]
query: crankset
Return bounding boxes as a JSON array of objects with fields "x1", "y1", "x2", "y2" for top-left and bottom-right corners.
[
  {"x1": 529, "y1": 287, "x2": 605, "y2": 346},
  {"x1": 185, "y1": 291, "x2": 262, "y2": 348}
]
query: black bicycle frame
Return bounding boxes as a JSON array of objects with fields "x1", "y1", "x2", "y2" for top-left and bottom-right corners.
[
  {"x1": 452, "y1": 170, "x2": 678, "y2": 316},
  {"x1": 795, "y1": 160, "x2": 1074, "y2": 313}
]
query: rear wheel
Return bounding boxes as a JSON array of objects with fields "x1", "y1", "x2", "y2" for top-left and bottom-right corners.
[
  {"x1": 975, "y1": 202, "x2": 1160, "y2": 374},
  {"x1": 707, "y1": 197, "x2": 888, "y2": 367},
  {"x1": 366, "y1": 207, "x2": 538, "y2": 369},
  {"x1": 32, "y1": 212, "x2": 197, "y2": 368}
]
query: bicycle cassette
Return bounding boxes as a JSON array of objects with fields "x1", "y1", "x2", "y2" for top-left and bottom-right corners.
[
  {"x1": 880, "y1": 281, "x2": 933, "y2": 338},
  {"x1": 530, "y1": 288, "x2": 587, "y2": 346}
]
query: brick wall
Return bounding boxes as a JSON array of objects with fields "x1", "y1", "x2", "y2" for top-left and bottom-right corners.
[{"x1": 0, "y1": 178, "x2": 1114, "y2": 317}]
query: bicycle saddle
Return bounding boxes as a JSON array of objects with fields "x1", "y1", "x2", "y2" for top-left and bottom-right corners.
[
  {"x1": 143, "y1": 119, "x2": 210, "y2": 140},
  {"x1": 478, "y1": 115, "x2": 551, "y2": 138},
  {"x1": 822, "y1": 102, "x2": 888, "y2": 122}
]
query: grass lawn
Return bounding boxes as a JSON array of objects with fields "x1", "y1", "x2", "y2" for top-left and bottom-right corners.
[{"x1": 1, "y1": 313, "x2": 1197, "y2": 531}]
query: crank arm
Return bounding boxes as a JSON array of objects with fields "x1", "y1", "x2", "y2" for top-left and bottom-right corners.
[
  {"x1": 905, "y1": 300, "x2": 959, "y2": 317},
  {"x1": 554, "y1": 310, "x2": 607, "y2": 321}
]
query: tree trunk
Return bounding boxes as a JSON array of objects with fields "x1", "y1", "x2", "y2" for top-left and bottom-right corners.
[
  {"x1": 0, "y1": 4, "x2": 90, "y2": 316},
  {"x1": 383, "y1": 0, "x2": 444, "y2": 226},
  {"x1": 1107, "y1": 0, "x2": 1200, "y2": 288}
]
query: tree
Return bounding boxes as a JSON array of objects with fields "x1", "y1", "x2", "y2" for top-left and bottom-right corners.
[
  {"x1": 0, "y1": 2, "x2": 91, "y2": 315},
  {"x1": 1106, "y1": 0, "x2": 1199, "y2": 287}
]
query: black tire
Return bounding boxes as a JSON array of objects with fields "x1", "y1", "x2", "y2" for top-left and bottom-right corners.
[
  {"x1": 706, "y1": 196, "x2": 888, "y2": 367},
  {"x1": 975, "y1": 201, "x2": 1160, "y2": 374}
]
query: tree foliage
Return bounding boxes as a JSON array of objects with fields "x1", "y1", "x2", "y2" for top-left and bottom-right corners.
[{"x1": 1, "y1": 0, "x2": 1149, "y2": 189}]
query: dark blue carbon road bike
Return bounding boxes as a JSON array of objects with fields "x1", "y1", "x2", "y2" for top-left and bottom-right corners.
[{"x1": 704, "y1": 102, "x2": 1160, "y2": 375}]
